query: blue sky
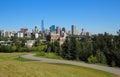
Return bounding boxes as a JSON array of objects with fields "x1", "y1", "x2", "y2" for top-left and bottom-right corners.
[{"x1": 0, "y1": 0, "x2": 120, "y2": 34}]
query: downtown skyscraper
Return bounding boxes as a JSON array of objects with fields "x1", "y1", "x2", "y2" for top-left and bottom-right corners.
[{"x1": 71, "y1": 25, "x2": 76, "y2": 35}]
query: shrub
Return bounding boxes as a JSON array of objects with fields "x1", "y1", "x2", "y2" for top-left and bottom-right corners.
[
  {"x1": 111, "y1": 61, "x2": 116, "y2": 67},
  {"x1": 88, "y1": 55, "x2": 98, "y2": 63},
  {"x1": 11, "y1": 46, "x2": 17, "y2": 52},
  {"x1": 31, "y1": 46, "x2": 37, "y2": 51},
  {"x1": 37, "y1": 51, "x2": 45, "y2": 56}
]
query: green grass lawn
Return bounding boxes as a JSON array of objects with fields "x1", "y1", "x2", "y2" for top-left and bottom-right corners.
[
  {"x1": 35, "y1": 52, "x2": 63, "y2": 59},
  {"x1": 0, "y1": 52, "x2": 27, "y2": 61},
  {"x1": 0, "y1": 53, "x2": 119, "y2": 77}
]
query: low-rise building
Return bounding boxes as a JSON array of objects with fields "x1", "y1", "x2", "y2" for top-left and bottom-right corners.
[
  {"x1": 0, "y1": 41, "x2": 13, "y2": 45},
  {"x1": 59, "y1": 37, "x2": 66, "y2": 45},
  {"x1": 25, "y1": 40, "x2": 36, "y2": 47},
  {"x1": 49, "y1": 33, "x2": 60, "y2": 42}
]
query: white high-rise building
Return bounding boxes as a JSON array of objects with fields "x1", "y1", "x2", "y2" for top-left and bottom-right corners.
[
  {"x1": 17, "y1": 32, "x2": 24, "y2": 38},
  {"x1": 10, "y1": 30, "x2": 16, "y2": 37},
  {"x1": 32, "y1": 26, "x2": 39, "y2": 34},
  {"x1": 45, "y1": 28, "x2": 50, "y2": 35},
  {"x1": 0, "y1": 30, "x2": 6, "y2": 37},
  {"x1": 81, "y1": 28, "x2": 86, "y2": 36},
  {"x1": 5, "y1": 31, "x2": 11, "y2": 37}
]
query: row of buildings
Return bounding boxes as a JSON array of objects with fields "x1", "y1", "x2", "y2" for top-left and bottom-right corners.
[{"x1": 0, "y1": 25, "x2": 92, "y2": 45}]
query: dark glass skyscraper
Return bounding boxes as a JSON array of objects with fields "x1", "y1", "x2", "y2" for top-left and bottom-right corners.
[
  {"x1": 71, "y1": 25, "x2": 76, "y2": 35},
  {"x1": 50, "y1": 25, "x2": 56, "y2": 32},
  {"x1": 62, "y1": 27, "x2": 66, "y2": 33}
]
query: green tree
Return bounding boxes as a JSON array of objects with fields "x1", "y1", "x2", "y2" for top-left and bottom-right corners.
[
  {"x1": 79, "y1": 42, "x2": 93, "y2": 61},
  {"x1": 61, "y1": 39, "x2": 72, "y2": 59},
  {"x1": 54, "y1": 41, "x2": 61, "y2": 55},
  {"x1": 11, "y1": 45, "x2": 17, "y2": 52},
  {"x1": 45, "y1": 42, "x2": 52, "y2": 53},
  {"x1": 69, "y1": 36, "x2": 78, "y2": 60},
  {"x1": 96, "y1": 49, "x2": 106, "y2": 64}
]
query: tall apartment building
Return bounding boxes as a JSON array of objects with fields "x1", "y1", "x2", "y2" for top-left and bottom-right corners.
[
  {"x1": 62, "y1": 27, "x2": 66, "y2": 33},
  {"x1": 0, "y1": 30, "x2": 6, "y2": 37},
  {"x1": 17, "y1": 31, "x2": 24, "y2": 38},
  {"x1": 81, "y1": 28, "x2": 86, "y2": 36},
  {"x1": 32, "y1": 26, "x2": 39, "y2": 38},
  {"x1": 56, "y1": 26, "x2": 61, "y2": 35},
  {"x1": 32, "y1": 26, "x2": 39, "y2": 33},
  {"x1": 45, "y1": 28, "x2": 50, "y2": 35},
  {"x1": 71, "y1": 25, "x2": 76, "y2": 35}
]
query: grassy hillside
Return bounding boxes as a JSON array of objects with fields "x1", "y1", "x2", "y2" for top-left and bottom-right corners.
[
  {"x1": 36, "y1": 52, "x2": 63, "y2": 59},
  {"x1": 0, "y1": 53, "x2": 119, "y2": 77}
]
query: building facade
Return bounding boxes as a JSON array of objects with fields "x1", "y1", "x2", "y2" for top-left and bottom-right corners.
[
  {"x1": 50, "y1": 25, "x2": 56, "y2": 32},
  {"x1": 56, "y1": 26, "x2": 61, "y2": 35},
  {"x1": 71, "y1": 25, "x2": 76, "y2": 35}
]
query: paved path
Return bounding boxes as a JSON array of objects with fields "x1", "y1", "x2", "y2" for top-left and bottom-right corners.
[{"x1": 21, "y1": 54, "x2": 120, "y2": 76}]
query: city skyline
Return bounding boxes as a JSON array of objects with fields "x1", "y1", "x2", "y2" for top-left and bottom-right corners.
[{"x1": 0, "y1": 0, "x2": 120, "y2": 34}]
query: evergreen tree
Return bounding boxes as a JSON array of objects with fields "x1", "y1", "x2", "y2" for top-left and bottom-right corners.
[{"x1": 96, "y1": 49, "x2": 107, "y2": 64}]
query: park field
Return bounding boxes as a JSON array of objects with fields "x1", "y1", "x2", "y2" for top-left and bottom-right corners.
[{"x1": 0, "y1": 53, "x2": 119, "y2": 77}]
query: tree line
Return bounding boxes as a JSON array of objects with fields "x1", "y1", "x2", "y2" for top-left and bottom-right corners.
[
  {"x1": 0, "y1": 37, "x2": 46, "y2": 52},
  {"x1": 0, "y1": 29, "x2": 120, "y2": 67},
  {"x1": 45, "y1": 30, "x2": 120, "y2": 67}
]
